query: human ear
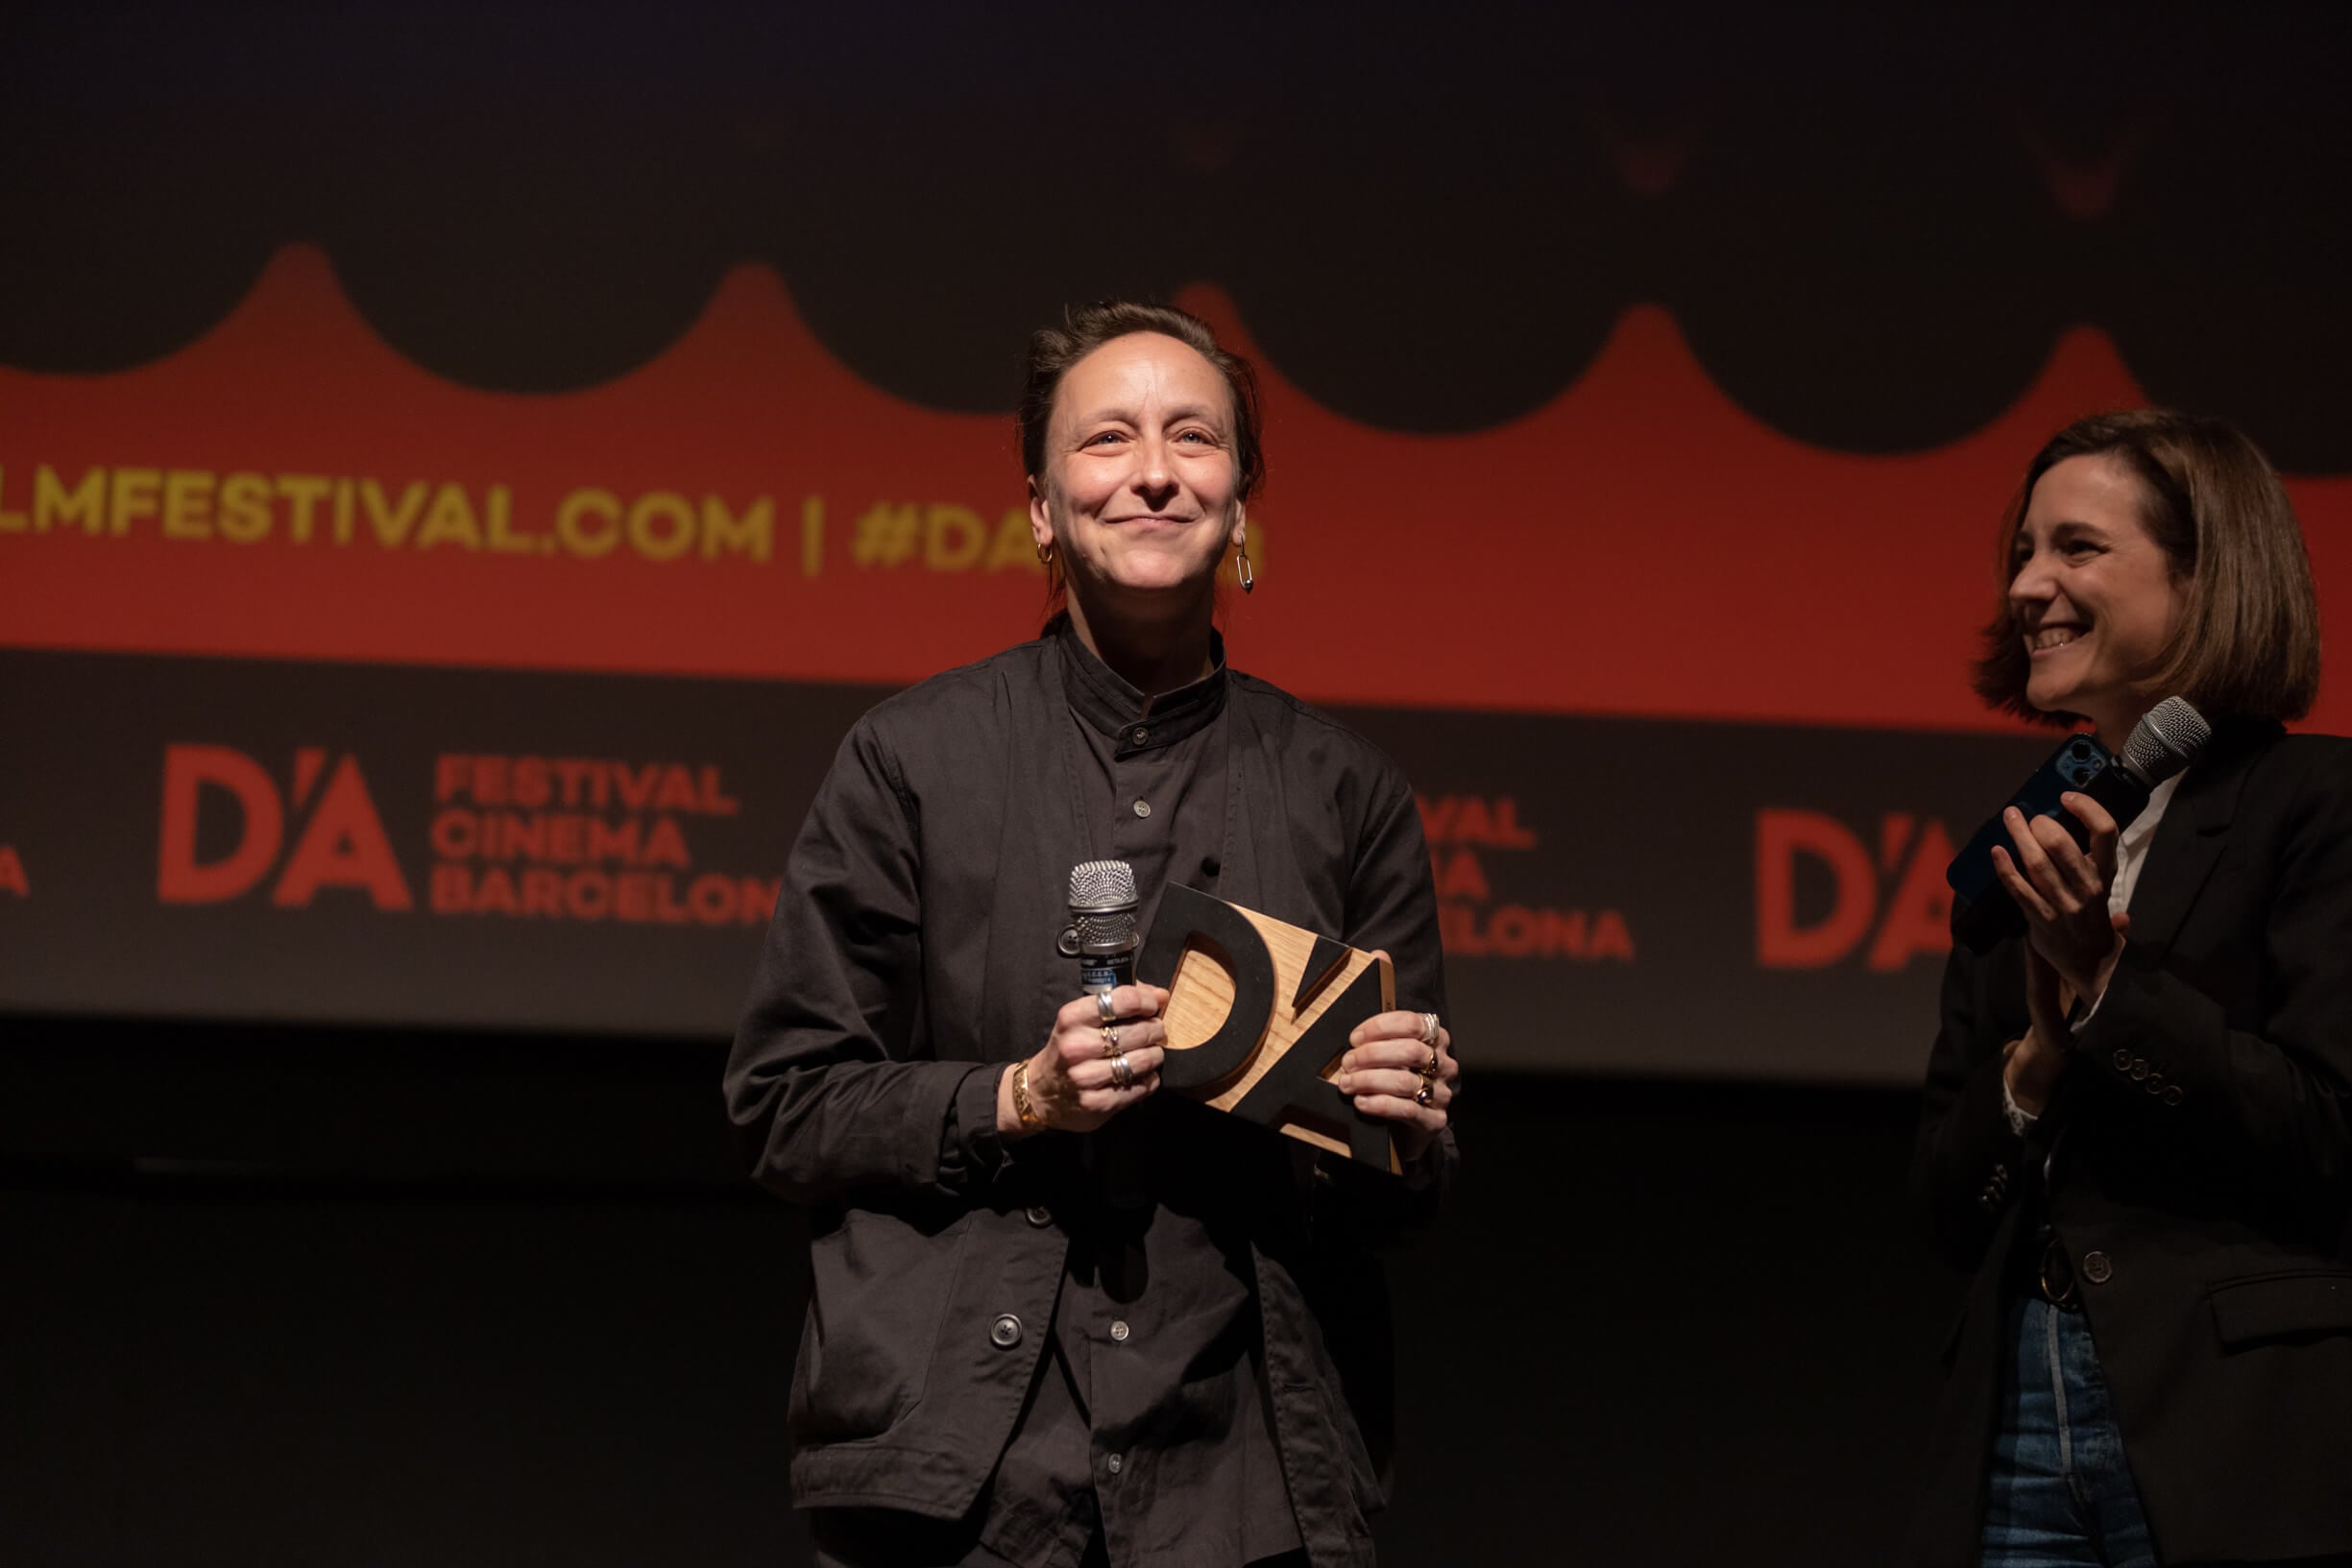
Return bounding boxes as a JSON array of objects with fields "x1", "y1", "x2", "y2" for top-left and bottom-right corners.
[{"x1": 1029, "y1": 478, "x2": 1055, "y2": 552}]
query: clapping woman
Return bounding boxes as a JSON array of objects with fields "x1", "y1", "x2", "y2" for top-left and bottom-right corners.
[{"x1": 1908, "y1": 410, "x2": 2352, "y2": 1567}]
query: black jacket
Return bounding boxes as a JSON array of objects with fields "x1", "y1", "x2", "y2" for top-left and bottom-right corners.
[
  {"x1": 1908, "y1": 722, "x2": 2352, "y2": 1565},
  {"x1": 725, "y1": 633, "x2": 1454, "y2": 1568}
]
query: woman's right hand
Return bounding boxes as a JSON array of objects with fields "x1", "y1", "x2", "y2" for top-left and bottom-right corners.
[
  {"x1": 997, "y1": 983, "x2": 1170, "y2": 1139},
  {"x1": 2003, "y1": 1027, "x2": 2064, "y2": 1121},
  {"x1": 2005, "y1": 944, "x2": 2074, "y2": 1118}
]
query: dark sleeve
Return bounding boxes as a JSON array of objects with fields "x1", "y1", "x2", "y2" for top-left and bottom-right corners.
[
  {"x1": 2067, "y1": 751, "x2": 2352, "y2": 1216},
  {"x1": 1910, "y1": 939, "x2": 2030, "y2": 1272},
  {"x1": 1328, "y1": 757, "x2": 1457, "y2": 1230},
  {"x1": 723, "y1": 715, "x2": 1004, "y2": 1207}
]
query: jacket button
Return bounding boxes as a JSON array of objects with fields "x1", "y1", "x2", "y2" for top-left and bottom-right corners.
[
  {"x1": 2129, "y1": 1058, "x2": 2149, "y2": 1080},
  {"x1": 1105, "y1": 1453, "x2": 1124, "y2": 1476},
  {"x1": 989, "y1": 1314, "x2": 1023, "y2": 1348},
  {"x1": 1110, "y1": 1319, "x2": 1131, "y2": 1343},
  {"x1": 2145, "y1": 1073, "x2": 2166, "y2": 1096},
  {"x1": 2081, "y1": 1250, "x2": 2114, "y2": 1285},
  {"x1": 1024, "y1": 1205, "x2": 1054, "y2": 1227},
  {"x1": 2164, "y1": 1085, "x2": 2184, "y2": 1106}
]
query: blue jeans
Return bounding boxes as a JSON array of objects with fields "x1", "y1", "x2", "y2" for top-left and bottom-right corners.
[{"x1": 1982, "y1": 1295, "x2": 2159, "y2": 1567}]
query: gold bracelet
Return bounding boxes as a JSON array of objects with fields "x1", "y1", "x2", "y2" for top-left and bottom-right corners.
[{"x1": 1011, "y1": 1060, "x2": 1048, "y2": 1131}]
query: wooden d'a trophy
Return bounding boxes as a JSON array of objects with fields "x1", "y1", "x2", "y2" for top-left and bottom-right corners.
[{"x1": 1137, "y1": 884, "x2": 1399, "y2": 1173}]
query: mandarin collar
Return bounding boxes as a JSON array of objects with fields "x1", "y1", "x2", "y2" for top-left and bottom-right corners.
[{"x1": 1052, "y1": 613, "x2": 1228, "y2": 750}]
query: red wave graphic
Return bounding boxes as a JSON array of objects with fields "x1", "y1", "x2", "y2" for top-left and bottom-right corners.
[{"x1": 3, "y1": 244, "x2": 2346, "y2": 735}]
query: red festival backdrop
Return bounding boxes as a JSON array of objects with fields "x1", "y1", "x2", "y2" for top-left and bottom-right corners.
[{"x1": 4, "y1": 7, "x2": 2349, "y2": 1083}]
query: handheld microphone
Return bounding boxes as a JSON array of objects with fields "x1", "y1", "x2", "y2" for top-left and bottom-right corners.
[
  {"x1": 1949, "y1": 696, "x2": 2211, "y2": 953},
  {"x1": 1060, "y1": 859, "x2": 1141, "y2": 995}
]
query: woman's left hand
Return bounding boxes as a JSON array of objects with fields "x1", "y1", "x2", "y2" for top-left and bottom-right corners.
[
  {"x1": 1991, "y1": 791, "x2": 2129, "y2": 1006},
  {"x1": 1335, "y1": 1008, "x2": 1458, "y2": 1162}
]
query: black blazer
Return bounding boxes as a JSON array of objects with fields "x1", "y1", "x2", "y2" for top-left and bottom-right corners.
[{"x1": 1907, "y1": 721, "x2": 2352, "y2": 1567}]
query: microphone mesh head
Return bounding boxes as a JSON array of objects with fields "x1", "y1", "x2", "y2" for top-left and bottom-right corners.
[
  {"x1": 1068, "y1": 859, "x2": 1139, "y2": 953},
  {"x1": 2121, "y1": 696, "x2": 2212, "y2": 784},
  {"x1": 1068, "y1": 859, "x2": 1137, "y2": 910}
]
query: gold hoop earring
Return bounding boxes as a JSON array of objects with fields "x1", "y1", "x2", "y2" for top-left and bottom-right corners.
[
  {"x1": 1037, "y1": 540, "x2": 1055, "y2": 567},
  {"x1": 1235, "y1": 543, "x2": 1254, "y2": 594}
]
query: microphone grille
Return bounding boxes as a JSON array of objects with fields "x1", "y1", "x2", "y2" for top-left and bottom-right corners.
[
  {"x1": 1067, "y1": 859, "x2": 1137, "y2": 910},
  {"x1": 1067, "y1": 859, "x2": 1139, "y2": 955},
  {"x1": 2122, "y1": 696, "x2": 2212, "y2": 784}
]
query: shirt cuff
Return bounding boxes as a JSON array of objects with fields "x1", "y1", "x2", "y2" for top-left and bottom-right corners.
[
  {"x1": 2069, "y1": 947, "x2": 2125, "y2": 1034},
  {"x1": 939, "y1": 1063, "x2": 1014, "y2": 1187},
  {"x1": 2000, "y1": 1070, "x2": 2038, "y2": 1138},
  {"x1": 2069, "y1": 989, "x2": 2106, "y2": 1035}
]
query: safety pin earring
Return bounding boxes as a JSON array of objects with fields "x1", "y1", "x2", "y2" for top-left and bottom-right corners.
[{"x1": 1235, "y1": 542, "x2": 1254, "y2": 594}]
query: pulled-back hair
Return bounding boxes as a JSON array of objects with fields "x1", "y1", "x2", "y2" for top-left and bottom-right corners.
[
  {"x1": 1973, "y1": 409, "x2": 2320, "y2": 727},
  {"x1": 1016, "y1": 300, "x2": 1264, "y2": 501}
]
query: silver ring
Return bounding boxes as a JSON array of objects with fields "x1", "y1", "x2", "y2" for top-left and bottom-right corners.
[
  {"x1": 1095, "y1": 991, "x2": 1119, "y2": 1025},
  {"x1": 1111, "y1": 1052, "x2": 1135, "y2": 1089},
  {"x1": 1418, "y1": 1011, "x2": 1441, "y2": 1047}
]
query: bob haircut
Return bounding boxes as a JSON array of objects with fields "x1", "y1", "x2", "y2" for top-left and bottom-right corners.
[{"x1": 1972, "y1": 409, "x2": 2320, "y2": 728}]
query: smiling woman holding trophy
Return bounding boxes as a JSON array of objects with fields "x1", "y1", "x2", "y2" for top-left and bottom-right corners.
[{"x1": 727, "y1": 302, "x2": 1460, "y2": 1568}]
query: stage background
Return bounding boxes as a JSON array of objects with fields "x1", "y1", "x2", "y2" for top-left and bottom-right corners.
[
  {"x1": 8, "y1": 3, "x2": 2351, "y2": 1082},
  {"x1": 4, "y1": 5, "x2": 2349, "y2": 1564}
]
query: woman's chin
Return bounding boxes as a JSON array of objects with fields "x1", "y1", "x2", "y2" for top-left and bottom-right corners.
[
  {"x1": 2025, "y1": 675, "x2": 2083, "y2": 718},
  {"x1": 1098, "y1": 565, "x2": 1218, "y2": 601}
]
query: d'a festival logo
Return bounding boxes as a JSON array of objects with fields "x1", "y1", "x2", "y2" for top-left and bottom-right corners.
[
  {"x1": 1754, "y1": 808, "x2": 1955, "y2": 972},
  {"x1": 157, "y1": 743, "x2": 778, "y2": 926}
]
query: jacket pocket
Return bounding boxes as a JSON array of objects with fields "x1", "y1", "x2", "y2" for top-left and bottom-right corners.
[
  {"x1": 2209, "y1": 1269, "x2": 2352, "y2": 1349},
  {"x1": 790, "y1": 1205, "x2": 972, "y2": 1446}
]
